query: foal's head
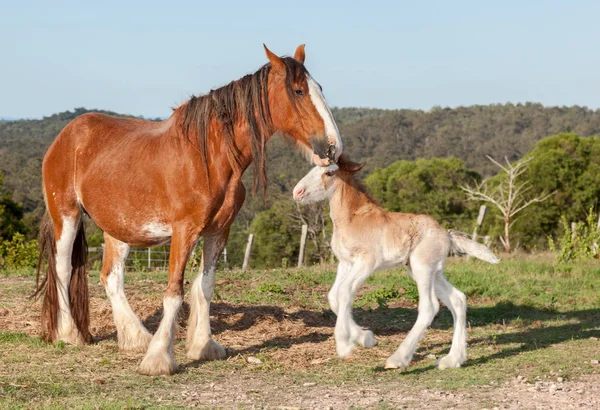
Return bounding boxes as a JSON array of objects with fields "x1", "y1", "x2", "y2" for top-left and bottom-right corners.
[
  {"x1": 293, "y1": 155, "x2": 365, "y2": 203},
  {"x1": 265, "y1": 45, "x2": 342, "y2": 166}
]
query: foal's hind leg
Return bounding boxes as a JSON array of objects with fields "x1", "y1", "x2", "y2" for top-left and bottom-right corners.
[
  {"x1": 186, "y1": 230, "x2": 229, "y2": 361},
  {"x1": 100, "y1": 233, "x2": 151, "y2": 353},
  {"x1": 434, "y1": 272, "x2": 468, "y2": 369},
  {"x1": 385, "y1": 260, "x2": 440, "y2": 369}
]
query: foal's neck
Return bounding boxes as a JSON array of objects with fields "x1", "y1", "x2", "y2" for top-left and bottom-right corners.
[{"x1": 329, "y1": 177, "x2": 375, "y2": 224}]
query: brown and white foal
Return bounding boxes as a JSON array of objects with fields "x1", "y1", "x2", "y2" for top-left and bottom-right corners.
[{"x1": 293, "y1": 157, "x2": 499, "y2": 370}]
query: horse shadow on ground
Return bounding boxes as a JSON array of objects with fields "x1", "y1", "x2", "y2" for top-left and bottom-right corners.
[{"x1": 116, "y1": 300, "x2": 600, "y2": 371}]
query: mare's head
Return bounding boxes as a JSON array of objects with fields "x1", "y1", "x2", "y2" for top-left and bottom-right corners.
[
  {"x1": 293, "y1": 155, "x2": 364, "y2": 203},
  {"x1": 265, "y1": 44, "x2": 342, "y2": 166}
]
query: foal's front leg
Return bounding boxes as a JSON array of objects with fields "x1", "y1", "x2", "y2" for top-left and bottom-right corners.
[
  {"x1": 139, "y1": 228, "x2": 197, "y2": 376},
  {"x1": 186, "y1": 229, "x2": 229, "y2": 361},
  {"x1": 333, "y1": 259, "x2": 377, "y2": 358}
]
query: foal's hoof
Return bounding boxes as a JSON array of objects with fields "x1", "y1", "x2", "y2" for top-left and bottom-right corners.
[
  {"x1": 138, "y1": 352, "x2": 178, "y2": 376},
  {"x1": 336, "y1": 340, "x2": 356, "y2": 359},
  {"x1": 359, "y1": 330, "x2": 377, "y2": 348},
  {"x1": 384, "y1": 357, "x2": 409, "y2": 370},
  {"x1": 187, "y1": 339, "x2": 227, "y2": 361},
  {"x1": 435, "y1": 354, "x2": 464, "y2": 370}
]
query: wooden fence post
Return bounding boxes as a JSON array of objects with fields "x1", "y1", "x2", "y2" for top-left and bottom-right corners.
[
  {"x1": 242, "y1": 234, "x2": 254, "y2": 271},
  {"x1": 571, "y1": 222, "x2": 577, "y2": 241},
  {"x1": 467, "y1": 205, "x2": 487, "y2": 261},
  {"x1": 298, "y1": 224, "x2": 308, "y2": 268},
  {"x1": 472, "y1": 205, "x2": 487, "y2": 243},
  {"x1": 147, "y1": 247, "x2": 151, "y2": 269}
]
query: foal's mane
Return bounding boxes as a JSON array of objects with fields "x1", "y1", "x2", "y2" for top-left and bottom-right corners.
[
  {"x1": 176, "y1": 57, "x2": 307, "y2": 197},
  {"x1": 337, "y1": 157, "x2": 379, "y2": 209}
]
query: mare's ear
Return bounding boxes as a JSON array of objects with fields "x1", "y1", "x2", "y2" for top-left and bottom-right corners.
[
  {"x1": 264, "y1": 44, "x2": 286, "y2": 73},
  {"x1": 338, "y1": 154, "x2": 365, "y2": 174},
  {"x1": 294, "y1": 44, "x2": 306, "y2": 64}
]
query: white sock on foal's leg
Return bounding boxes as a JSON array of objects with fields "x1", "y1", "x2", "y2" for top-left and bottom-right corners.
[
  {"x1": 434, "y1": 273, "x2": 468, "y2": 369},
  {"x1": 139, "y1": 295, "x2": 182, "y2": 375},
  {"x1": 385, "y1": 264, "x2": 439, "y2": 369},
  {"x1": 103, "y1": 240, "x2": 151, "y2": 352}
]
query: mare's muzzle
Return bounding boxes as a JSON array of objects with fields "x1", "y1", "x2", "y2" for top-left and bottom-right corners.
[{"x1": 312, "y1": 139, "x2": 337, "y2": 164}]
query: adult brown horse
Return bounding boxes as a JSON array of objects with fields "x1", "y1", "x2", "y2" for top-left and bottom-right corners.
[{"x1": 35, "y1": 44, "x2": 342, "y2": 375}]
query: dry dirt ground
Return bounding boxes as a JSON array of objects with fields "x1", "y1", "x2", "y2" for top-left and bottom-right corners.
[{"x1": 1, "y1": 266, "x2": 599, "y2": 409}]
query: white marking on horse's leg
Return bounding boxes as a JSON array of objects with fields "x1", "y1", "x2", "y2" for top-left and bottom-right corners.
[
  {"x1": 138, "y1": 295, "x2": 182, "y2": 376},
  {"x1": 385, "y1": 262, "x2": 439, "y2": 369},
  {"x1": 307, "y1": 75, "x2": 342, "y2": 155},
  {"x1": 334, "y1": 259, "x2": 376, "y2": 358},
  {"x1": 434, "y1": 272, "x2": 468, "y2": 369},
  {"x1": 104, "y1": 240, "x2": 151, "y2": 352},
  {"x1": 54, "y1": 217, "x2": 83, "y2": 344},
  {"x1": 328, "y1": 261, "x2": 350, "y2": 315},
  {"x1": 187, "y1": 235, "x2": 227, "y2": 361}
]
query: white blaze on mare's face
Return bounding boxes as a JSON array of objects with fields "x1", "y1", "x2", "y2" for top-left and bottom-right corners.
[
  {"x1": 307, "y1": 75, "x2": 343, "y2": 160},
  {"x1": 293, "y1": 164, "x2": 339, "y2": 204}
]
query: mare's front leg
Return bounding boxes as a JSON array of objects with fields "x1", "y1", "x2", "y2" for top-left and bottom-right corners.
[
  {"x1": 138, "y1": 228, "x2": 197, "y2": 376},
  {"x1": 333, "y1": 258, "x2": 377, "y2": 358},
  {"x1": 186, "y1": 229, "x2": 229, "y2": 361}
]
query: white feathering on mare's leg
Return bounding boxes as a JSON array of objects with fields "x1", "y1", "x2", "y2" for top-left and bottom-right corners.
[
  {"x1": 54, "y1": 217, "x2": 84, "y2": 345},
  {"x1": 138, "y1": 295, "x2": 182, "y2": 376},
  {"x1": 103, "y1": 238, "x2": 152, "y2": 353},
  {"x1": 186, "y1": 234, "x2": 228, "y2": 361}
]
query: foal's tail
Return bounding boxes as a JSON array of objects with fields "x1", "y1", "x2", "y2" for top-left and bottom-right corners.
[
  {"x1": 33, "y1": 212, "x2": 92, "y2": 343},
  {"x1": 448, "y1": 230, "x2": 500, "y2": 264}
]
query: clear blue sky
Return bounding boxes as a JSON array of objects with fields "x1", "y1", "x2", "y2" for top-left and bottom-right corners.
[{"x1": 2, "y1": 0, "x2": 599, "y2": 119}]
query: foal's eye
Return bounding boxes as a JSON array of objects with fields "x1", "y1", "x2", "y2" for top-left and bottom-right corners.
[
  {"x1": 295, "y1": 89, "x2": 304, "y2": 96},
  {"x1": 325, "y1": 171, "x2": 334, "y2": 177}
]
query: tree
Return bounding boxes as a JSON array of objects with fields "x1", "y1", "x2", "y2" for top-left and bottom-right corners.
[
  {"x1": 365, "y1": 157, "x2": 481, "y2": 231},
  {"x1": 289, "y1": 201, "x2": 332, "y2": 264},
  {"x1": 461, "y1": 156, "x2": 553, "y2": 253},
  {"x1": 0, "y1": 172, "x2": 27, "y2": 241},
  {"x1": 517, "y1": 133, "x2": 600, "y2": 246}
]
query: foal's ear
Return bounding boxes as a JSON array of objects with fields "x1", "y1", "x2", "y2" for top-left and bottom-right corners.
[
  {"x1": 264, "y1": 44, "x2": 286, "y2": 73},
  {"x1": 294, "y1": 44, "x2": 306, "y2": 64},
  {"x1": 338, "y1": 154, "x2": 366, "y2": 174}
]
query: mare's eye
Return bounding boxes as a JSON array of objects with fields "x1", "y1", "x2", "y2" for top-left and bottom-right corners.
[{"x1": 295, "y1": 89, "x2": 304, "y2": 96}]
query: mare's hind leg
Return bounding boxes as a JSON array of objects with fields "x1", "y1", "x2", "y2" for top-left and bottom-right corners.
[
  {"x1": 434, "y1": 272, "x2": 468, "y2": 369},
  {"x1": 186, "y1": 229, "x2": 229, "y2": 361},
  {"x1": 385, "y1": 259, "x2": 440, "y2": 369},
  {"x1": 52, "y1": 214, "x2": 87, "y2": 345},
  {"x1": 139, "y1": 227, "x2": 197, "y2": 375},
  {"x1": 100, "y1": 233, "x2": 151, "y2": 353}
]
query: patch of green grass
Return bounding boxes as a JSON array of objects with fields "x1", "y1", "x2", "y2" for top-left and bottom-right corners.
[
  {"x1": 1, "y1": 257, "x2": 599, "y2": 408},
  {"x1": 256, "y1": 283, "x2": 285, "y2": 294}
]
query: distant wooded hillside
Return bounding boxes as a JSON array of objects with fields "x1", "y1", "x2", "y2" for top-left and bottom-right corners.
[{"x1": 2, "y1": 103, "x2": 600, "y2": 235}]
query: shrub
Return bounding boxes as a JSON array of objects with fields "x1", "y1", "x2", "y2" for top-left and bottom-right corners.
[
  {"x1": 0, "y1": 233, "x2": 39, "y2": 269},
  {"x1": 548, "y1": 209, "x2": 600, "y2": 263}
]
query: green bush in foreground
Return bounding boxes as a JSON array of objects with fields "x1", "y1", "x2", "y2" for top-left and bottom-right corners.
[{"x1": 0, "y1": 232, "x2": 39, "y2": 269}]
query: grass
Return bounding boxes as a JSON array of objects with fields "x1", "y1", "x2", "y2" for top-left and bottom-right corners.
[{"x1": 0, "y1": 257, "x2": 599, "y2": 408}]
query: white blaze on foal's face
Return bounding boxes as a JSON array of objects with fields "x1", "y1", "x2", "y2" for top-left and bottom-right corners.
[{"x1": 293, "y1": 164, "x2": 339, "y2": 203}]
